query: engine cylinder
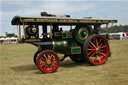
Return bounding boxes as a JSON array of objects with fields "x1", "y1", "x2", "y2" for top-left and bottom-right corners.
[{"x1": 52, "y1": 40, "x2": 68, "y2": 51}]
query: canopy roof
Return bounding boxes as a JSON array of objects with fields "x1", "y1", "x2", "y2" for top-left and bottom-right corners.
[{"x1": 11, "y1": 16, "x2": 117, "y2": 25}]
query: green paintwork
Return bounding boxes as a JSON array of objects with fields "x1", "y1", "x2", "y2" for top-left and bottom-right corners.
[
  {"x1": 53, "y1": 39, "x2": 81, "y2": 55},
  {"x1": 62, "y1": 33, "x2": 67, "y2": 38},
  {"x1": 71, "y1": 47, "x2": 81, "y2": 54},
  {"x1": 53, "y1": 40, "x2": 68, "y2": 52},
  {"x1": 62, "y1": 32, "x2": 72, "y2": 39},
  {"x1": 65, "y1": 40, "x2": 81, "y2": 55},
  {"x1": 74, "y1": 25, "x2": 92, "y2": 44},
  {"x1": 65, "y1": 47, "x2": 71, "y2": 55}
]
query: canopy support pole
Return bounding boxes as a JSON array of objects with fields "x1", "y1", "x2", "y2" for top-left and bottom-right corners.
[
  {"x1": 70, "y1": 25, "x2": 72, "y2": 30},
  {"x1": 106, "y1": 24, "x2": 109, "y2": 39},
  {"x1": 23, "y1": 22, "x2": 26, "y2": 39},
  {"x1": 42, "y1": 24, "x2": 47, "y2": 39},
  {"x1": 17, "y1": 24, "x2": 21, "y2": 40},
  {"x1": 110, "y1": 23, "x2": 114, "y2": 33},
  {"x1": 50, "y1": 23, "x2": 53, "y2": 39}
]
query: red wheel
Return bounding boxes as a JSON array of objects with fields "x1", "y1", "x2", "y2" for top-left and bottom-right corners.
[
  {"x1": 37, "y1": 50, "x2": 59, "y2": 73},
  {"x1": 83, "y1": 35, "x2": 110, "y2": 65}
]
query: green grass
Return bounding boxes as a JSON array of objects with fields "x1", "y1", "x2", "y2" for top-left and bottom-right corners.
[{"x1": 0, "y1": 40, "x2": 128, "y2": 85}]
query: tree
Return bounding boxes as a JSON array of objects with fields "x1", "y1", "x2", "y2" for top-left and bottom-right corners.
[
  {"x1": 100, "y1": 25, "x2": 128, "y2": 33},
  {"x1": 5, "y1": 32, "x2": 18, "y2": 37}
]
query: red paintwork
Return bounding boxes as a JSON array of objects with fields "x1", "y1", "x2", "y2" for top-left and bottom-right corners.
[
  {"x1": 87, "y1": 36, "x2": 109, "y2": 65},
  {"x1": 124, "y1": 32, "x2": 128, "y2": 39},
  {"x1": 38, "y1": 51, "x2": 59, "y2": 73}
]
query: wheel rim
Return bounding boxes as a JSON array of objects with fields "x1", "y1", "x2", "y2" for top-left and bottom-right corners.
[
  {"x1": 38, "y1": 51, "x2": 59, "y2": 73},
  {"x1": 87, "y1": 36, "x2": 109, "y2": 65}
]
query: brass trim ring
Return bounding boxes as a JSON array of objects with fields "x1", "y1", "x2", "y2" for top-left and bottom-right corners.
[{"x1": 78, "y1": 27, "x2": 88, "y2": 40}]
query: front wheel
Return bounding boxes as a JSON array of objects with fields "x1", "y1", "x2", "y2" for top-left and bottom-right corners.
[
  {"x1": 36, "y1": 50, "x2": 59, "y2": 73},
  {"x1": 83, "y1": 35, "x2": 110, "y2": 65}
]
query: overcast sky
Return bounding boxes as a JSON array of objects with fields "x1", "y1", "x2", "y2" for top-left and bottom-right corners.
[{"x1": 0, "y1": 0, "x2": 128, "y2": 36}]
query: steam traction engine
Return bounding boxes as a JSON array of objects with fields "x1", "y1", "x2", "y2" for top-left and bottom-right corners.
[{"x1": 11, "y1": 12, "x2": 117, "y2": 73}]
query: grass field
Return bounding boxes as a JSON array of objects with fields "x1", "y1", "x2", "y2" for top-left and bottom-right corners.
[{"x1": 0, "y1": 40, "x2": 128, "y2": 85}]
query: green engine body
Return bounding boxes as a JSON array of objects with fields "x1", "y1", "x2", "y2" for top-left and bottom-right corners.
[
  {"x1": 35, "y1": 25, "x2": 92, "y2": 55},
  {"x1": 25, "y1": 24, "x2": 93, "y2": 55}
]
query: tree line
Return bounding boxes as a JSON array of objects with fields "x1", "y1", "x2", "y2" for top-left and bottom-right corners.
[
  {"x1": 5, "y1": 32, "x2": 18, "y2": 37},
  {"x1": 100, "y1": 25, "x2": 128, "y2": 33}
]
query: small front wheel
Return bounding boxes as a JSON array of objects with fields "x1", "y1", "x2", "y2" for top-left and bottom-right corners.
[{"x1": 37, "y1": 50, "x2": 59, "y2": 73}]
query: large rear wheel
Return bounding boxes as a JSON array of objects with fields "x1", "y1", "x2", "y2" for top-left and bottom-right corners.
[
  {"x1": 37, "y1": 50, "x2": 59, "y2": 73},
  {"x1": 83, "y1": 35, "x2": 110, "y2": 65}
]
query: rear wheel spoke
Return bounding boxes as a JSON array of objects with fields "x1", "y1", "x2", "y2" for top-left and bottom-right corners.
[
  {"x1": 99, "y1": 52, "x2": 107, "y2": 57},
  {"x1": 87, "y1": 49, "x2": 95, "y2": 51},
  {"x1": 96, "y1": 39, "x2": 98, "y2": 47},
  {"x1": 99, "y1": 49, "x2": 105, "y2": 52},
  {"x1": 101, "y1": 46, "x2": 107, "y2": 48},
  {"x1": 89, "y1": 52, "x2": 96, "y2": 58},
  {"x1": 99, "y1": 55, "x2": 103, "y2": 59},
  {"x1": 98, "y1": 39, "x2": 102, "y2": 45},
  {"x1": 88, "y1": 50, "x2": 95, "y2": 56},
  {"x1": 95, "y1": 54, "x2": 98, "y2": 62},
  {"x1": 90, "y1": 41, "x2": 96, "y2": 48},
  {"x1": 99, "y1": 43, "x2": 103, "y2": 47},
  {"x1": 88, "y1": 43, "x2": 94, "y2": 48}
]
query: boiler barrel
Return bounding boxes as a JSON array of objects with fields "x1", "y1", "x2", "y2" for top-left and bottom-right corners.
[{"x1": 31, "y1": 40, "x2": 68, "y2": 51}]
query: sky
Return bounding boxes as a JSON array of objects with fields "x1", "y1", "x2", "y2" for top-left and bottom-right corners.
[{"x1": 0, "y1": 0, "x2": 128, "y2": 36}]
